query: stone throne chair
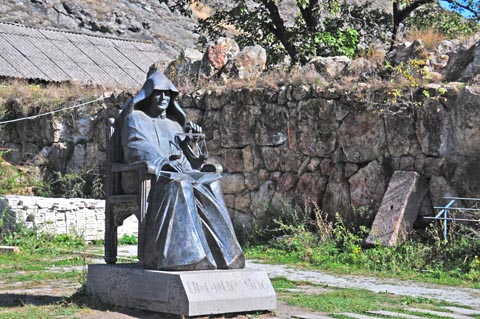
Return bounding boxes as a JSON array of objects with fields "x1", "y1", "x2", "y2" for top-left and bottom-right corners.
[{"x1": 104, "y1": 113, "x2": 153, "y2": 264}]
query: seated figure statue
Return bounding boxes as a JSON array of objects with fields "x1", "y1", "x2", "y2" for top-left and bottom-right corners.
[{"x1": 121, "y1": 71, "x2": 245, "y2": 271}]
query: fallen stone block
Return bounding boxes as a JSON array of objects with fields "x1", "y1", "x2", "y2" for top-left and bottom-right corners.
[{"x1": 365, "y1": 171, "x2": 427, "y2": 246}]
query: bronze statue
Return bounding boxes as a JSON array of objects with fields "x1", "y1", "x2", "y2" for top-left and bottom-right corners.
[{"x1": 121, "y1": 71, "x2": 245, "y2": 271}]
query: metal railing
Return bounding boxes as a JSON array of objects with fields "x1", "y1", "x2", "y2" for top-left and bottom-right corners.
[{"x1": 424, "y1": 196, "x2": 480, "y2": 241}]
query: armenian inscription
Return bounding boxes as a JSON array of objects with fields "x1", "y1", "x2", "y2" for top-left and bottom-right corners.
[{"x1": 185, "y1": 278, "x2": 269, "y2": 295}]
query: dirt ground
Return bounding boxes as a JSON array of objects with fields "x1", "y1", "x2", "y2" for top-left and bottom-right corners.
[{"x1": 1, "y1": 246, "x2": 479, "y2": 318}]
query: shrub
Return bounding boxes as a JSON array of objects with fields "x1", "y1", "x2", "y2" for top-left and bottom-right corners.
[
  {"x1": 249, "y1": 201, "x2": 480, "y2": 286},
  {"x1": 40, "y1": 168, "x2": 105, "y2": 199},
  {"x1": 0, "y1": 224, "x2": 85, "y2": 253},
  {"x1": 405, "y1": 3, "x2": 480, "y2": 39}
]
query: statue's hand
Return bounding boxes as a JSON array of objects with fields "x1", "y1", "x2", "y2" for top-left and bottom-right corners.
[
  {"x1": 185, "y1": 122, "x2": 203, "y2": 138},
  {"x1": 161, "y1": 159, "x2": 185, "y2": 173}
]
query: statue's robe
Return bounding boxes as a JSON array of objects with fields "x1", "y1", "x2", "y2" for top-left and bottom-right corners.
[{"x1": 121, "y1": 110, "x2": 244, "y2": 270}]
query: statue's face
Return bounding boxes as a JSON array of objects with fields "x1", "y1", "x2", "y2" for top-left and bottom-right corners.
[{"x1": 149, "y1": 90, "x2": 171, "y2": 113}]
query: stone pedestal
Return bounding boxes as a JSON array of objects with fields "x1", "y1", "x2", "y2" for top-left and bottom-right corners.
[
  {"x1": 87, "y1": 264, "x2": 276, "y2": 317},
  {"x1": 365, "y1": 171, "x2": 427, "y2": 247}
]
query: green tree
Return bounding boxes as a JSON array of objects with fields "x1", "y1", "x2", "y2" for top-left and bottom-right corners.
[
  {"x1": 160, "y1": 0, "x2": 389, "y2": 65},
  {"x1": 405, "y1": 2, "x2": 480, "y2": 38},
  {"x1": 159, "y1": 0, "x2": 479, "y2": 65},
  {"x1": 392, "y1": 0, "x2": 480, "y2": 44}
]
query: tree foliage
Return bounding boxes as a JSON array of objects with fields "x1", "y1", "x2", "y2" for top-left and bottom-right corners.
[
  {"x1": 404, "y1": 2, "x2": 480, "y2": 38},
  {"x1": 159, "y1": 0, "x2": 480, "y2": 65},
  {"x1": 160, "y1": 0, "x2": 389, "y2": 65},
  {"x1": 392, "y1": 0, "x2": 480, "y2": 44}
]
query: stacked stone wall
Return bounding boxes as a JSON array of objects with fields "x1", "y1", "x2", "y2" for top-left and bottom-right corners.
[
  {"x1": 0, "y1": 196, "x2": 138, "y2": 241},
  {"x1": 2, "y1": 83, "x2": 480, "y2": 238}
]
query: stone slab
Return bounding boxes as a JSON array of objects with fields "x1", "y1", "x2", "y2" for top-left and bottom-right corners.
[
  {"x1": 0, "y1": 246, "x2": 19, "y2": 253},
  {"x1": 337, "y1": 313, "x2": 381, "y2": 319},
  {"x1": 367, "y1": 310, "x2": 426, "y2": 319},
  {"x1": 86, "y1": 263, "x2": 276, "y2": 317},
  {"x1": 292, "y1": 314, "x2": 335, "y2": 319},
  {"x1": 442, "y1": 307, "x2": 480, "y2": 315},
  {"x1": 365, "y1": 171, "x2": 427, "y2": 246},
  {"x1": 406, "y1": 308, "x2": 474, "y2": 319}
]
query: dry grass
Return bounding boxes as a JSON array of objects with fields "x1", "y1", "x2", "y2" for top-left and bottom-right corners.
[
  {"x1": 191, "y1": 2, "x2": 212, "y2": 20},
  {"x1": 0, "y1": 79, "x2": 107, "y2": 116},
  {"x1": 83, "y1": 0, "x2": 111, "y2": 18},
  {"x1": 358, "y1": 47, "x2": 386, "y2": 65},
  {"x1": 406, "y1": 28, "x2": 446, "y2": 50}
]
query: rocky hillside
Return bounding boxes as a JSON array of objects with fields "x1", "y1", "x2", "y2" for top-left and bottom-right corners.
[
  {"x1": 1, "y1": 0, "x2": 199, "y2": 63},
  {"x1": 1, "y1": 0, "x2": 392, "y2": 65}
]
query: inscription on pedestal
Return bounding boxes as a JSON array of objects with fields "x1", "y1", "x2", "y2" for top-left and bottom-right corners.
[{"x1": 185, "y1": 278, "x2": 269, "y2": 295}]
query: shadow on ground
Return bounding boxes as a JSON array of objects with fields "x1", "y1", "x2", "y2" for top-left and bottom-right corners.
[{"x1": 0, "y1": 293, "x2": 65, "y2": 307}]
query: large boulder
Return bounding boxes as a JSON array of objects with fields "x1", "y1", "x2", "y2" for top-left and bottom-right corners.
[
  {"x1": 322, "y1": 164, "x2": 352, "y2": 221},
  {"x1": 164, "y1": 48, "x2": 203, "y2": 85},
  {"x1": 387, "y1": 40, "x2": 428, "y2": 65},
  {"x1": 444, "y1": 41, "x2": 480, "y2": 82},
  {"x1": 449, "y1": 85, "x2": 480, "y2": 156},
  {"x1": 166, "y1": 39, "x2": 267, "y2": 81},
  {"x1": 348, "y1": 160, "x2": 387, "y2": 224},
  {"x1": 294, "y1": 98, "x2": 337, "y2": 157},
  {"x1": 201, "y1": 37, "x2": 240, "y2": 78},
  {"x1": 415, "y1": 100, "x2": 452, "y2": 157},
  {"x1": 232, "y1": 45, "x2": 267, "y2": 79},
  {"x1": 339, "y1": 111, "x2": 386, "y2": 163},
  {"x1": 304, "y1": 56, "x2": 351, "y2": 79}
]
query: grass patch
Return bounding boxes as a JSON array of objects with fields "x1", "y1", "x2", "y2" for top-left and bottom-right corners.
[
  {"x1": 0, "y1": 303, "x2": 85, "y2": 319},
  {"x1": 0, "y1": 227, "x2": 91, "y2": 317},
  {"x1": 0, "y1": 226, "x2": 88, "y2": 284},
  {"x1": 274, "y1": 277, "x2": 453, "y2": 315},
  {"x1": 245, "y1": 203, "x2": 480, "y2": 288},
  {"x1": 3, "y1": 270, "x2": 81, "y2": 283},
  {"x1": 118, "y1": 233, "x2": 138, "y2": 245}
]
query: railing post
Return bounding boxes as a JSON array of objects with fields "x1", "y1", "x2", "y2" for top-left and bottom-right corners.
[{"x1": 443, "y1": 208, "x2": 448, "y2": 242}]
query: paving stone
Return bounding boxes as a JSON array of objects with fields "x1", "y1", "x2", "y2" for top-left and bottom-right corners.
[
  {"x1": 406, "y1": 308, "x2": 474, "y2": 319},
  {"x1": 337, "y1": 313, "x2": 380, "y2": 319},
  {"x1": 367, "y1": 310, "x2": 426, "y2": 319},
  {"x1": 442, "y1": 307, "x2": 480, "y2": 315},
  {"x1": 292, "y1": 314, "x2": 335, "y2": 319}
]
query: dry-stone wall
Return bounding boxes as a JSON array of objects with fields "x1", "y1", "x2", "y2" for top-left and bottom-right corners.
[
  {"x1": 2, "y1": 82, "x2": 480, "y2": 238},
  {"x1": 178, "y1": 83, "x2": 480, "y2": 237},
  {"x1": 0, "y1": 196, "x2": 137, "y2": 241}
]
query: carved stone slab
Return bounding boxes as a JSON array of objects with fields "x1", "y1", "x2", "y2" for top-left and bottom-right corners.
[
  {"x1": 365, "y1": 171, "x2": 427, "y2": 247},
  {"x1": 87, "y1": 264, "x2": 276, "y2": 316}
]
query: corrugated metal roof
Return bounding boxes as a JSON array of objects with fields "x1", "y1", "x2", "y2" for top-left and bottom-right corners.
[{"x1": 0, "y1": 22, "x2": 168, "y2": 88}]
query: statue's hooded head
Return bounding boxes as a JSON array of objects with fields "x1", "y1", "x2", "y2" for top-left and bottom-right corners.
[{"x1": 129, "y1": 71, "x2": 186, "y2": 127}]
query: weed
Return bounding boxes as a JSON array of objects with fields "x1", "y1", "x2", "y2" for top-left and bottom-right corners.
[
  {"x1": 118, "y1": 233, "x2": 137, "y2": 245},
  {"x1": 406, "y1": 28, "x2": 446, "y2": 50},
  {"x1": 246, "y1": 201, "x2": 480, "y2": 288},
  {"x1": 0, "y1": 224, "x2": 85, "y2": 252},
  {"x1": 40, "y1": 167, "x2": 105, "y2": 199}
]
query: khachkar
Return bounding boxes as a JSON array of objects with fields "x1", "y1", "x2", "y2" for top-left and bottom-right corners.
[{"x1": 86, "y1": 68, "x2": 276, "y2": 316}]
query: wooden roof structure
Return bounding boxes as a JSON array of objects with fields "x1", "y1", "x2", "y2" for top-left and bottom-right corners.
[{"x1": 0, "y1": 22, "x2": 169, "y2": 88}]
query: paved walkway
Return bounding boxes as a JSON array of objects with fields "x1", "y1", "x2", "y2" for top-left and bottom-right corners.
[
  {"x1": 247, "y1": 261, "x2": 480, "y2": 308},
  {"x1": 116, "y1": 245, "x2": 480, "y2": 308}
]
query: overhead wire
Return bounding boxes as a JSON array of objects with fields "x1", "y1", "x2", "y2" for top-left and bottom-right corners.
[{"x1": 0, "y1": 95, "x2": 106, "y2": 125}]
